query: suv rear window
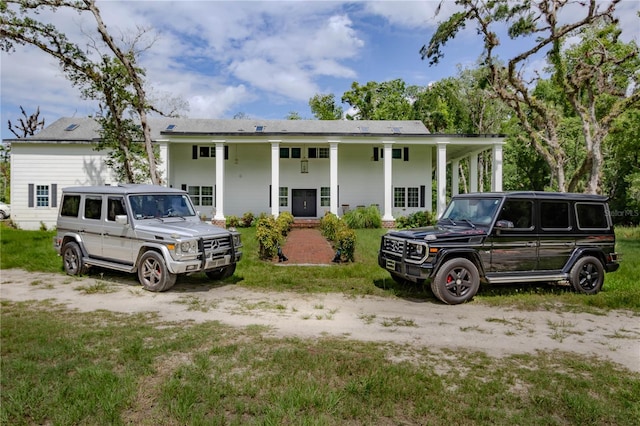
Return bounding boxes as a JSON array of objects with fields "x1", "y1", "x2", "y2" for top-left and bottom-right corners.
[
  {"x1": 576, "y1": 203, "x2": 609, "y2": 229},
  {"x1": 541, "y1": 201, "x2": 570, "y2": 229},
  {"x1": 60, "y1": 195, "x2": 81, "y2": 217}
]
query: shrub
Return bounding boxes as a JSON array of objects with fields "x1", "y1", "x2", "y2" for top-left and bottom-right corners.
[
  {"x1": 276, "y1": 211, "x2": 294, "y2": 236},
  {"x1": 241, "y1": 212, "x2": 255, "y2": 227},
  {"x1": 395, "y1": 210, "x2": 437, "y2": 229},
  {"x1": 343, "y1": 205, "x2": 381, "y2": 229},
  {"x1": 320, "y1": 212, "x2": 342, "y2": 241},
  {"x1": 336, "y1": 227, "x2": 357, "y2": 262},
  {"x1": 226, "y1": 215, "x2": 241, "y2": 228},
  {"x1": 255, "y1": 216, "x2": 283, "y2": 260}
]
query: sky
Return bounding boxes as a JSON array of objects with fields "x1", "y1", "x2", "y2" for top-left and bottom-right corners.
[{"x1": 1, "y1": 0, "x2": 639, "y2": 141}]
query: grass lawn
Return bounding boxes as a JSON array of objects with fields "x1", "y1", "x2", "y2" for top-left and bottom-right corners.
[{"x1": 1, "y1": 223, "x2": 639, "y2": 424}]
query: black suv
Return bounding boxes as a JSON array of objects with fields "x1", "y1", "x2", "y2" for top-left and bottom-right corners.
[{"x1": 379, "y1": 192, "x2": 620, "y2": 304}]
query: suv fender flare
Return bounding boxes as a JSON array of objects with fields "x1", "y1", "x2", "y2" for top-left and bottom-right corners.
[
  {"x1": 431, "y1": 249, "x2": 487, "y2": 278},
  {"x1": 135, "y1": 243, "x2": 176, "y2": 273},
  {"x1": 60, "y1": 233, "x2": 89, "y2": 257},
  {"x1": 562, "y1": 248, "x2": 606, "y2": 274}
]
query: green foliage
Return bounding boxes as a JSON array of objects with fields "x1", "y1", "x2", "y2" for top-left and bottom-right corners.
[
  {"x1": 276, "y1": 211, "x2": 294, "y2": 236},
  {"x1": 308, "y1": 94, "x2": 343, "y2": 120},
  {"x1": 341, "y1": 79, "x2": 412, "y2": 120},
  {"x1": 255, "y1": 216, "x2": 283, "y2": 260},
  {"x1": 395, "y1": 210, "x2": 437, "y2": 230},
  {"x1": 320, "y1": 212, "x2": 357, "y2": 262},
  {"x1": 226, "y1": 215, "x2": 241, "y2": 228},
  {"x1": 343, "y1": 205, "x2": 381, "y2": 229},
  {"x1": 241, "y1": 212, "x2": 255, "y2": 227}
]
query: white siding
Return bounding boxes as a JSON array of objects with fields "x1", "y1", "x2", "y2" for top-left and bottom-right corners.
[{"x1": 10, "y1": 143, "x2": 116, "y2": 230}]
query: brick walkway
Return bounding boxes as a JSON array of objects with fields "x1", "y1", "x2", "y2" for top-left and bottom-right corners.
[{"x1": 278, "y1": 228, "x2": 336, "y2": 265}]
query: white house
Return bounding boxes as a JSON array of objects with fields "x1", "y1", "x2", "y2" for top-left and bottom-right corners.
[{"x1": 7, "y1": 117, "x2": 504, "y2": 230}]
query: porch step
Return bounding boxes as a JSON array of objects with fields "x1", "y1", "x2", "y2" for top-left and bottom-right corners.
[{"x1": 292, "y1": 219, "x2": 321, "y2": 228}]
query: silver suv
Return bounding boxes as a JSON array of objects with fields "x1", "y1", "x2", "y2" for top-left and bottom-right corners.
[{"x1": 54, "y1": 184, "x2": 242, "y2": 292}]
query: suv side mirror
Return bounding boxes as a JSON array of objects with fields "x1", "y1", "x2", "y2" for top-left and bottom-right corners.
[
  {"x1": 495, "y1": 219, "x2": 514, "y2": 229},
  {"x1": 115, "y1": 214, "x2": 129, "y2": 225}
]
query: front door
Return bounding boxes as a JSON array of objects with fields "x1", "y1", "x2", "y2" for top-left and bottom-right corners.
[{"x1": 292, "y1": 189, "x2": 317, "y2": 217}]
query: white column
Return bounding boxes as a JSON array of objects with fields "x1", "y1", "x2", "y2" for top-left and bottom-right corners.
[
  {"x1": 213, "y1": 142, "x2": 225, "y2": 221},
  {"x1": 271, "y1": 142, "x2": 280, "y2": 217},
  {"x1": 157, "y1": 141, "x2": 169, "y2": 186},
  {"x1": 451, "y1": 159, "x2": 460, "y2": 196},
  {"x1": 436, "y1": 142, "x2": 447, "y2": 217},
  {"x1": 382, "y1": 142, "x2": 394, "y2": 221},
  {"x1": 469, "y1": 153, "x2": 478, "y2": 193},
  {"x1": 329, "y1": 142, "x2": 339, "y2": 215},
  {"x1": 492, "y1": 143, "x2": 503, "y2": 192},
  {"x1": 426, "y1": 147, "x2": 432, "y2": 212}
]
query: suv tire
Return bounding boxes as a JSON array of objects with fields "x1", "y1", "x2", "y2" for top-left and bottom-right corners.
[
  {"x1": 62, "y1": 241, "x2": 87, "y2": 275},
  {"x1": 138, "y1": 251, "x2": 177, "y2": 292},
  {"x1": 431, "y1": 258, "x2": 480, "y2": 305},
  {"x1": 569, "y1": 256, "x2": 604, "y2": 295},
  {"x1": 205, "y1": 264, "x2": 236, "y2": 280}
]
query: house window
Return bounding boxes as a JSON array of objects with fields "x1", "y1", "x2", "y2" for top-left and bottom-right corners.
[
  {"x1": 308, "y1": 147, "x2": 329, "y2": 159},
  {"x1": 188, "y1": 185, "x2": 214, "y2": 206},
  {"x1": 280, "y1": 147, "x2": 289, "y2": 158},
  {"x1": 408, "y1": 187, "x2": 419, "y2": 208},
  {"x1": 394, "y1": 188, "x2": 406, "y2": 208},
  {"x1": 321, "y1": 187, "x2": 330, "y2": 207},
  {"x1": 199, "y1": 146, "x2": 215, "y2": 158},
  {"x1": 291, "y1": 147, "x2": 301, "y2": 159},
  {"x1": 36, "y1": 185, "x2": 49, "y2": 207},
  {"x1": 279, "y1": 187, "x2": 288, "y2": 207},
  {"x1": 379, "y1": 148, "x2": 404, "y2": 159}
]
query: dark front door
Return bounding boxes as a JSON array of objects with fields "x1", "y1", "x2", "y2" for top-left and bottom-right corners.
[{"x1": 292, "y1": 189, "x2": 317, "y2": 217}]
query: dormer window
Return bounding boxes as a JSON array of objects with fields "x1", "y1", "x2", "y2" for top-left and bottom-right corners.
[
  {"x1": 65, "y1": 123, "x2": 79, "y2": 131},
  {"x1": 255, "y1": 125, "x2": 265, "y2": 132},
  {"x1": 166, "y1": 124, "x2": 176, "y2": 131}
]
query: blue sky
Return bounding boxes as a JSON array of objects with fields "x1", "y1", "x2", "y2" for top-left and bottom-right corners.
[{"x1": 1, "y1": 0, "x2": 639, "y2": 140}]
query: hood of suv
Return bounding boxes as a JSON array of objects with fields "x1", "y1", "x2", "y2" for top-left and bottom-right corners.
[
  {"x1": 135, "y1": 219, "x2": 232, "y2": 239},
  {"x1": 386, "y1": 225, "x2": 487, "y2": 243}
]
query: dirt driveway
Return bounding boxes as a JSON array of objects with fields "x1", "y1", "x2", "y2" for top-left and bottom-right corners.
[{"x1": 1, "y1": 268, "x2": 639, "y2": 372}]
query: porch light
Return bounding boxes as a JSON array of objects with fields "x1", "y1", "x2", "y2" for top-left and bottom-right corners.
[{"x1": 301, "y1": 158, "x2": 309, "y2": 173}]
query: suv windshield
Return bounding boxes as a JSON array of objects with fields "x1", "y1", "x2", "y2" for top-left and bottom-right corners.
[
  {"x1": 440, "y1": 197, "x2": 501, "y2": 226},
  {"x1": 129, "y1": 194, "x2": 196, "y2": 219}
]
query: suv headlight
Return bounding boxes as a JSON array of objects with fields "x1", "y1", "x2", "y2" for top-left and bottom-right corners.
[
  {"x1": 172, "y1": 239, "x2": 198, "y2": 258},
  {"x1": 406, "y1": 241, "x2": 428, "y2": 263},
  {"x1": 232, "y1": 233, "x2": 242, "y2": 247}
]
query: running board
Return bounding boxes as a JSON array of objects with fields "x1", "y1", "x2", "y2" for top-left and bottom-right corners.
[
  {"x1": 84, "y1": 258, "x2": 136, "y2": 273},
  {"x1": 485, "y1": 273, "x2": 568, "y2": 284}
]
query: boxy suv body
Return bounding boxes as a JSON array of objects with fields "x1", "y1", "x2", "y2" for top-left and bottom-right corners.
[
  {"x1": 54, "y1": 184, "x2": 242, "y2": 292},
  {"x1": 379, "y1": 192, "x2": 620, "y2": 304}
]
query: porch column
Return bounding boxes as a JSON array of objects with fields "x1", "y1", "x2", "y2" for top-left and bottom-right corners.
[
  {"x1": 436, "y1": 142, "x2": 448, "y2": 217},
  {"x1": 492, "y1": 143, "x2": 503, "y2": 192},
  {"x1": 451, "y1": 159, "x2": 460, "y2": 196},
  {"x1": 382, "y1": 142, "x2": 394, "y2": 221},
  {"x1": 469, "y1": 152, "x2": 479, "y2": 193},
  {"x1": 426, "y1": 147, "x2": 432, "y2": 212},
  {"x1": 157, "y1": 141, "x2": 169, "y2": 185},
  {"x1": 329, "y1": 142, "x2": 339, "y2": 215},
  {"x1": 213, "y1": 142, "x2": 225, "y2": 221},
  {"x1": 270, "y1": 142, "x2": 280, "y2": 217}
]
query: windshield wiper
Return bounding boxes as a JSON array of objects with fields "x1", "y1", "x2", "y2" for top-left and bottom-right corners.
[
  {"x1": 459, "y1": 218, "x2": 476, "y2": 229},
  {"x1": 439, "y1": 217, "x2": 457, "y2": 226}
]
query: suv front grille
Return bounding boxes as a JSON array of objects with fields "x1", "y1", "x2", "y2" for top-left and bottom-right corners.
[
  {"x1": 203, "y1": 236, "x2": 233, "y2": 256},
  {"x1": 382, "y1": 236, "x2": 405, "y2": 256}
]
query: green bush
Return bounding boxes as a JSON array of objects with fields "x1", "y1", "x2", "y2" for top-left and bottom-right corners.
[
  {"x1": 241, "y1": 212, "x2": 255, "y2": 227},
  {"x1": 343, "y1": 205, "x2": 381, "y2": 229},
  {"x1": 276, "y1": 211, "x2": 294, "y2": 236},
  {"x1": 226, "y1": 215, "x2": 241, "y2": 228},
  {"x1": 255, "y1": 216, "x2": 283, "y2": 260},
  {"x1": 320, "y1": 212, "x2": 357, "y2": 262},
  {"x1": 320, "y1": 212, "x2": 342, "y2": 241},
  {"x1": 395, "y1": 210, "x2": 437, "y2": 229},
  {"x1": 336, "y1": 227, "x2": 357, "y2": 262}
]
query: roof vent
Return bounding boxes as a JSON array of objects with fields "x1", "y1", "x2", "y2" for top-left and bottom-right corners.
[{"x1": 65, "y1": 123, "x2": 79, "y2": 131}]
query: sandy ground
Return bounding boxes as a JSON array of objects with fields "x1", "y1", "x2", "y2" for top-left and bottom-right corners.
[{"x1": 1, "y1": 268, "x2": 639, "y2": 372}]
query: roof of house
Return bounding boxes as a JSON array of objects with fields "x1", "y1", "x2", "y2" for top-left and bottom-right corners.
[{"x1": 9, "y1": 117, "x2": 433, "y2": 142}]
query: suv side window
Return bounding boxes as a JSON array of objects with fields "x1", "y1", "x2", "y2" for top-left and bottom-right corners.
[
  {"x1": 576, "y1": 203, "x2": 609, "y2": 229},
  {"x1": 497, "y1": 199, "x2": 533, "y2": 229},
  {"x1": 107, "y1": 197, "x2": 126, "y2": 221},
  {"x1": 541, "y1": 201, "x2": 570, "y2": 229},
  {"x1": 60, "y1": 195, "x2": 81, "y2": 217},
  {"x1": 84, "y1": 196, "x2": 103, "y2": 220}
]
